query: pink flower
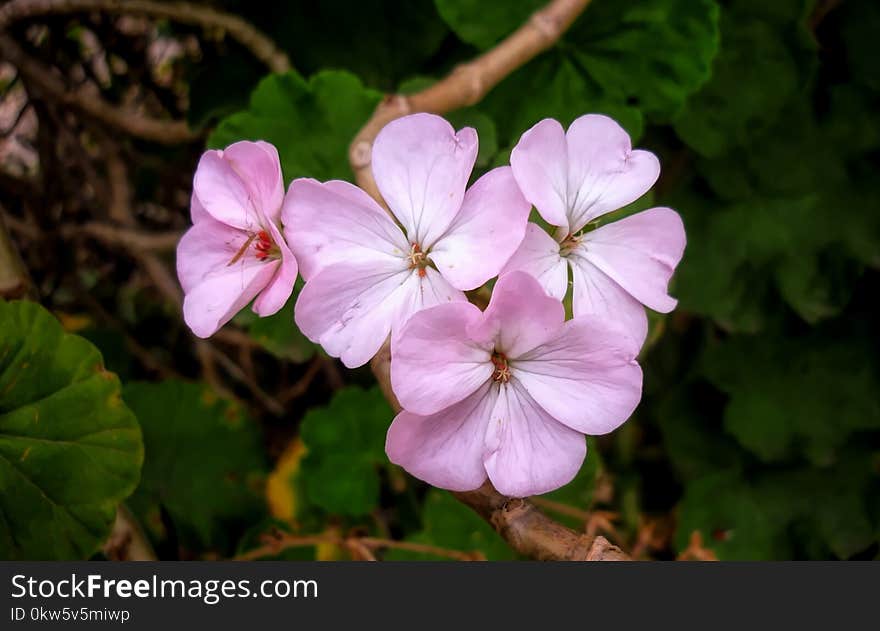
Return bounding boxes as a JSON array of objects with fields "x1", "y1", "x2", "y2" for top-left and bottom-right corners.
[
  {"x1": 283, "y1": 113, "x2": 530, "y2": 368},
  {"x1": 176, "y1": 141, "x2": 298, "y2": 338},
  {"x1": 385, "y1": 271, "x2": 643, "y2": 497},
  {"x1": 502, "y1": 114, "x2": 686, "y2": 346}
]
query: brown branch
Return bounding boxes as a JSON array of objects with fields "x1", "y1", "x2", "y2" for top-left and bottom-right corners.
[
  {"x1": 0, "y1": 34, "x2": 196, "y2": 144},
  {"x1": 235, "y1": 532, "x2": 483, "y2": 562},
  {"x1": 67, "y1": 222, "x2": 181, "y2": 251},
  {"x1": 0, "y1": 0, "x2": 290, "y2": 73},
  {"x1": 370, "y1": 344, "x2": 630, "y2": 561},
  {"x1": 349, "y1": 0, "x2": 591, "y2": 200}
]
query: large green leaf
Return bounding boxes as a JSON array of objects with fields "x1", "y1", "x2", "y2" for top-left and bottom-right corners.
[
  {"x1": 0, "y1": 300, "x2": 143, "y2": 560},
  {"x1": 674, "y1": 1, "x2": 815, "y2": 156},
  {"x1": 209, "y1": 70, "x2": 383, "y2": 183},
  {"x1": 124, "y1": 381, "x2": 267, "y2": 552},
  {"x1": 434, "y1": 0, "x2": 542, "y2": 49},
  {"x1": 459, "y1": 0, "x2": 719, "y2": 146},
  {"x1": 299, "y1": 386, "x2": 393, "y2": 517}
]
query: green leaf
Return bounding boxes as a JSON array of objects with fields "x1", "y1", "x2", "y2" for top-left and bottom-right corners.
[
  {"x1": 674, "y1": 3, "x2": 815, "y2": 156},
  {"x1": 299, "y1": 386, "x2": 393, "y2": 517},
  {"x1": 700, "y1": 331, "x2": 880, "y2": 465},
  {"x1": 388, "y1": 489, "x2": 516, "y2": 560},
  {"x1": 124, "y1": 381, "x2": 267, "y2": 552},
  {"x1": 209, "y1": 70, "x2": 383, "y2": 183},
  {"x1": 567, "y1": 0, "x2": 720, "y2": 120},
  {"x1": 482, "y1": 50, "x2": 644, "y2": 146},
  {"x1": 0, "y1": 300, "x2": 143, "y2": 560},
  {"x1": 675, "y1": 470, "x2": 787, "y2": 560},
  {"x1": 434, "y1": 0, "x2": 543, "y2": 49}
]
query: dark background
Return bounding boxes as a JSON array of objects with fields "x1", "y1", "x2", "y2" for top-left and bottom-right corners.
[{"x1": 0, "y1": 0, "x2": 878, "y2": 561}]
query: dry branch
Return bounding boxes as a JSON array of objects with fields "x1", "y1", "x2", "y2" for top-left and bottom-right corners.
[
  {"x1": 0, "y1": 0, "x2": 290, "y2": 73},
  {"x1": 0, "y1": 34, "x2": 197, "y2": 144}
]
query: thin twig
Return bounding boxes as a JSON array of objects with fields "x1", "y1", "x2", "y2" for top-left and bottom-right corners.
[
  {"x1": 235, "y1": 532, "x2": 482, "y2": 562},
  {"x1": 0, "y1": 34, "x2": 196, "y2": 144},
  {"x1": 0, "y1": 0, "x2": 291, "y2": 73}
]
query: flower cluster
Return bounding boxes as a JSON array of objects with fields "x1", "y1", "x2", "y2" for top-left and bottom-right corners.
[{"x1": 177, "y1": 113, "x2": 686, "y2": 497}]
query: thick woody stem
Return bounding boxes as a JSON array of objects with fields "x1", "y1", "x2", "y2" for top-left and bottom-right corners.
[
  {"x1": 349, "y1": 0, "x2": 591, "y2": 200},
  {"x1": 370, "y1": 344, "x2": 631, "y2": 561},
  {"x1": 0, "y1": 0, "x2": 291, "y2": 73}
]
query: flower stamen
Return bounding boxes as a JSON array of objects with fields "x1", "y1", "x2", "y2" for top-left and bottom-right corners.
[
  {"x1": 227, "y1": 229, "x2": 278, "y2": 266},
  {"x1": 491, "y1": 351, "x2": 511, "y2": 383},
  {"x1": 408, "y1": 242, "x2": 428, "y2": 277}
]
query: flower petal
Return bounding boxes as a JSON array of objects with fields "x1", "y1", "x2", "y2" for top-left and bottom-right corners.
[
  {"x1": 501, "y1": 222, "x2": 569, "y2": 300},
  {"x1": 430, "y1": 166, "x2": 530, "y2": 291},
  {"x1": 568, "y1": 252, "x2": 649, "y2": 347},
  {"x1": 193, "y1": 149, "x2": 260, "y2": 231},
  {"x1": 386, "y1": 383, "x2": 495, "y2": 492},
  {"x1": 189, "y1": 191, "x2": 210, "y2": 224},
  {"x1": 483, "y1": 381, "x2": 586, "y2": 497},
  {"x1": 295, "y1": 261, "x2": 464, "y2": 369},
  {"x1": 251, "y1": 219, "x2": 298, "y2": 317},
  {"x1": 371, "y1": 113, "x2": 478, "y2": 247},
  {"x1": 510, "y1": 118, "x2": 570, "y2": 230},
  {"x1": 294, "y1": 259, "x2": 410, "y2": 368},
  {"x1": 282, "y1": 178, "x2": 409, "y2": 281},
  {"x1": 222, "y1": 140, "x2": 284, "y2": 222},
  {"x1": 177, "y1": 217, "x2": 247, "y2": 294},
  {"x1": 391, "y1": 301, "x2": 492, "y2": 415},
  {"x1": 514, "y1": 316, "x2": 643, "y2": 436},
  {"x1": 178, "y1": 220, "x2": 279, "y2": 338},
  {"x1": 564, "y1": 114, "x2": 660, "y2": 232},
  {"x1": 579, "y1": 207, "x2": 686, "y2": 313},
  {"x1": 466, "y1": 271, "x2": 564, "y2": 359}
]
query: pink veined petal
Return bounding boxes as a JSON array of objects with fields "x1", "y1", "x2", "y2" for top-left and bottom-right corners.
[
  {"x1": 176, "y1": 217, "x2": 249, "y2": 294},
  {"x1": 564, "y1": 114, "x2": 660, "y2": 232},
  {"x1": 294, "y1": 259, "x2": 412, "y2": 368},
  {"x1": 387, "y1": 266, "x2": 467, "y2": 349},
  {"x1": 189, "y1": 191, "x2": 210, "y2": 224},
  {"x1": 222, "y1": 140, "x2": 285, "y2": 222},
  {"x1": 385, "y1": 382, "x2": 495, "y2": 492},
  {"x1": 501, "y1": 222, "x2": 569, "y2": 301},
  {"x1": 282, "y1": 178, "x2": 410, "y2": 281},
  {"x1": 180, "y1": 226, "x2": 279, "y2": 339},
  {"x1": 466, "y1": 271, "x2": 564, "y2": 359},
  {"x1": 430, "y1": 166, "x2": 531, "y2": 291},
  {"x1": 483, "y1": 380, "x2": 586, "y2": 498},
  {"x1": 510, "y1": 118, "x2": 570, "y2": 231},
  {"x1": 192, "y1": 150, "x2": 260, "y2": 231},
  {"x1": 251, "y1": 219, "x2": 298, "y2": 317},
  {"x1": 391, "y1": 301, "x2": 493, "y2": 416},
  {"x1": 568, "y1": 251, "x2": 649, "y2": 347},
  {"x1": 371, "y1": 113, "x2": 478, "y2": 247},
  {"x1": 579, "y1": 207, "x2": 686, "y2": 313},
  {"x1": 514, "y1": 316, "x2": 643, "y2": 436}
]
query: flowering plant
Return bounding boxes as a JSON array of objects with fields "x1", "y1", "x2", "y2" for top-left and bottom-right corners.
[{"x1": 177, "y1": 112, "x2": 685, "y2": 497}]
